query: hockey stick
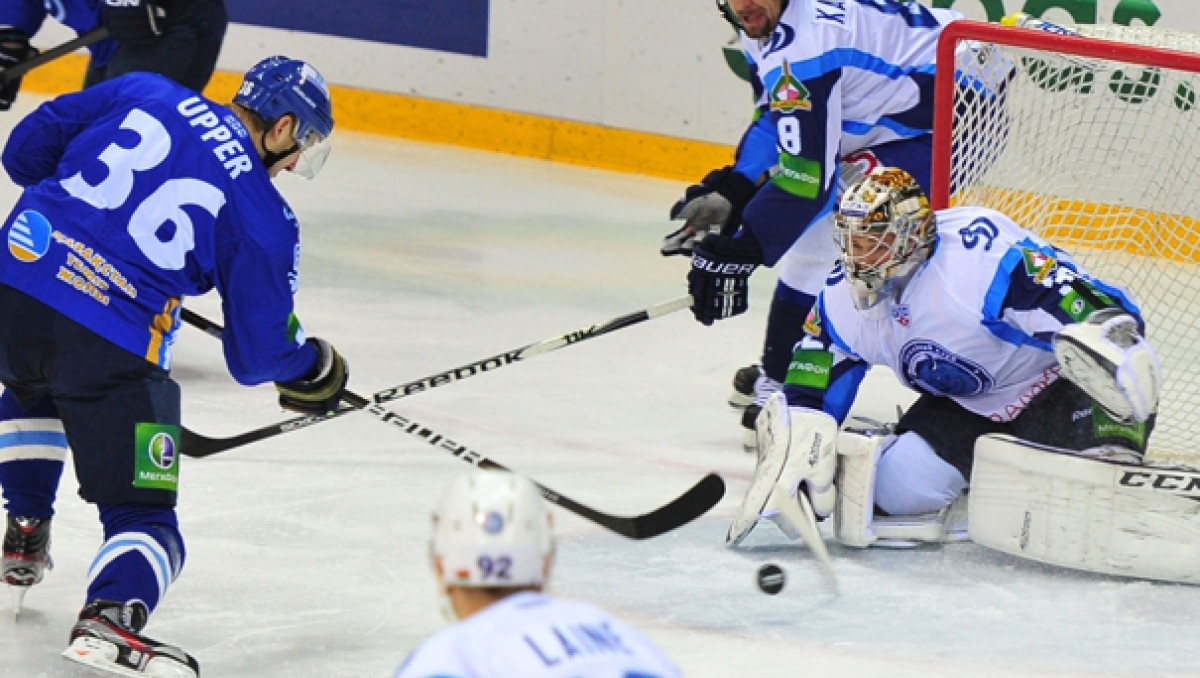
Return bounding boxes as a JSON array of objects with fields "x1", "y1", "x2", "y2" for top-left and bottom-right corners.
[
  {"x1": 178, "y1": 295, "x2": 691, "y2": 457},
  {"x1": 0, "y1": 27, "x2": 109, "y2": 85},
  {"x1": 178, "y1": 309, "x2": 724, "y2": 539},
  {"x1": 342, "y1": 390, "x2": 725, "y2": 539}
]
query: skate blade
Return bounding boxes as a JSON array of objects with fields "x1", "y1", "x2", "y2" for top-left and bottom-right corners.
[
  {"x1": 10, "y1": 584, "x2": 28, "y2": 620},
  {"x1": 63, "y1": 636, "x2": 197, "y2": 678}
]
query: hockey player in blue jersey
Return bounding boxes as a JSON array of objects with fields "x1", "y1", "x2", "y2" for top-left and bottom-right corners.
[
  {"x1": 0, "y1": 0, "x2": 228, "y2": 111},
  {"x1": 667, "y1": 0, "x2": 962, "y2": 452},
  {"x1": 394, "y1": 469, "x2": 684, "y2": 678},
  {"x1": 726, "y1": 167, "x2": 1161, "y2": 553},
  {"x1": 0, "y1": 55, "x2": 348, "y2": 677}
]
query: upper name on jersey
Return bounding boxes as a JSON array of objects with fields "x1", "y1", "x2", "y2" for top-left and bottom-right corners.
[
  {"x1": 523, "y1": 621, "x2": 635, "y2": 667},
  {"x1": 177, "y1": 96, "x2": 254, "y2": 180}
]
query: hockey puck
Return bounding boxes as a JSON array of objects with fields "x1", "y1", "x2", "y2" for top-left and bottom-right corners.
[{"x1": 755, "y1": 563, "x2": 786, "y2": 595}]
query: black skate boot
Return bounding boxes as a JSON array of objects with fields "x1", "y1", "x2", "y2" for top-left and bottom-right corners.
[
  {"x1": 4, "y1": 515, "x2": 53, "y2": 617},
  {"x1": 63, "y1": 599, "x2": 199, "y2": 678},
  {"x1": 727, "y1": 364, "x2": 762, "y2": 410}
]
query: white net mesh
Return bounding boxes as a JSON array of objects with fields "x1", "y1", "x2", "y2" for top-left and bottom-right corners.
[{"x1": 947, "y1": 24, "x2": 1200, "y2": 466}]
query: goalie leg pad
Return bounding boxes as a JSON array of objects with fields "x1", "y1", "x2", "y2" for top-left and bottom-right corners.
[
  {"x1": 726, "y1": 393, "x2": 838, "y2": 548},
  {"x1": 834, "y1": 426, "x2": 888, "y2": 548},
  {"x1": 969, "y1": 433, "x2": 1200, "y2": 585}
]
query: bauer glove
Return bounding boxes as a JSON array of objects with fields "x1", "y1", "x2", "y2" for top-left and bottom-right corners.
[
  {"x1": 662, "y1": 165, "x2": 757, "y2": 256},
  {"x1": 101, "y1": 0, "x2": 167, "y2": 43},
  {"x1": 0, "y1": 29, "x2": 35, "y2": 112},
  {"x1": 275, "y1": 338, "x2": 350, "y2": 415},
  {"x1": 688, "y1": 232, "x2": 761, "y2": 326}
]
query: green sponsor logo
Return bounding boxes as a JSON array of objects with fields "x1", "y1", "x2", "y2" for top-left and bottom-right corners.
[
  {"x1": 771, "y1": 155, "x2": 821, "y2": 199},
  {"x1": 785, "y1": 350, "x2": 833, "y2": 389},
  {"x1": 1058, "y1": 284, "x2": 1113, "y2": 321},
  {"x1": 1092, "y1": 405, "x2": 1146, "y2": 447},
  {"x1": 133, "y1": 423, "x2": 180, "y2": 491}
]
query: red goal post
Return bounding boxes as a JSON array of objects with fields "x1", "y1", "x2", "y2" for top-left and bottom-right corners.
[{"x1": 930, "y1": 20, "x2": 1200, "y2": 467}]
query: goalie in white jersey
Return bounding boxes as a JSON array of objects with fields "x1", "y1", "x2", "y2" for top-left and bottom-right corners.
[
  {"x1": 728, "y1": 168, "x2": 1170, "y2": 578},
  {"x1": 393, "y1": 469, "x2": 683, "y2": 678}
]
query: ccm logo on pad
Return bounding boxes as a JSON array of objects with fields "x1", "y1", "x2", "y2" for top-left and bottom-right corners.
[{"x1": 1118, "y1": 470, "x2": 1200, "y2": 500}]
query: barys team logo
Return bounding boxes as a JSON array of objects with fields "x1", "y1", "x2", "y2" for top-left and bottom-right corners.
[{"x1": 7, "y1": 210, "x2": 53, "y2": 262}]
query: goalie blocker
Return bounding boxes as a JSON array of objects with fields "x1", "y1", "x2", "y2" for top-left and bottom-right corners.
[{"x1": 969, "y1": 434, "x2": 1200, "y2": 585}]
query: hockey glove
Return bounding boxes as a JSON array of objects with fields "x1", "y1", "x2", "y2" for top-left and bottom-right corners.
[
  {"x1": 1054, "y1": 308, "x2": 1161, "y2": 423},
  {"x1": 275, "y1": 338, "x2": 350, "y2": 415},
  {"x1": 662, "y1": 165, "x2": 757, "y2": 256},
  {"x1": 0, "y1": 29, "x2": 35, "y2": 112},
  {"x1": 102, "y1": 0, "x2": 167, "y2": 43},
  {"x1": 688, "y1": 232, "x2": 761, "y2": 326}
]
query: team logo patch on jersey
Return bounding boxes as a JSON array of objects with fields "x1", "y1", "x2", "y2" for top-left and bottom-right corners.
[
  {"x1": 803, "y1": 305, "x2": 822, "y2": 337},
  {"x1": 1021, "y1": 248, "x2": 1057, "y2": 284},
  {"x1": 891, "y1": 304, "x2": 911, "y2": 326},
  {"x1": 769, "y1": 62, "x2": 812, "y2": 113},
  {"x1": 899, "y1": 340, "x2": 994, "y2": 397},
  {"x1": 7, "y1": 210, "x2": 53, "y2": 262},
  {"x1": 133, "y1": 423, "x2": 180, "y2": 491}
]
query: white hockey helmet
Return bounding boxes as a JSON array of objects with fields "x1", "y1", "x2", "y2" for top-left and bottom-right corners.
[
  {"x1": 834, "y1": 166, "x2": 936, "y2": 310},
  {"x1": 429, "y1": 469, "x2": 555, "y2": 591}
]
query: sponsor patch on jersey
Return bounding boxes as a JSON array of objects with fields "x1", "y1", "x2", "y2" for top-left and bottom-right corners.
[
  {"x1": 899, "y1": 340, "x2": 994, "y2": 397},
  {"x1": 1021, "y1": 248, "x2": 1057, "y2": 284},
  {"x1": 132, "y1": 423, "x2": 180, "y2": 491},
  {"x1": 1092, "y1": 405, "x2": 1147, "y2": 447},
  {"x1": 769, "y1": 62, "x2": 812, "y2": 113},
  {"x1": 7, "y1": 210, "x2": 53, "y2": 262},
  {"x1": 891, "y1": 304, "x2": 911, "y2": 326},
  {"x1": 1058, "y1": 284, "x2": 1112, "y2": 321},
  {"x1": 785, "y1": 349, "x2": 833, "y2": 389}
]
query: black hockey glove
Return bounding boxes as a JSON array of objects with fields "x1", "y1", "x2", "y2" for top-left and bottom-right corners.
[
  {"x1": 662, "y1": 165, "x2": 758, "y2": 257},
  {"x1": 275, "y1": 338, "x2": 350, "y2": 415},
  {"x1": 101, "y1": 0, "x2": 167, "y2": 43},
  {"x1": 0, "y1": 28, "x2": 35, "y2": 112},
  {"x1": 688, "y1": 232, "x2": 762, "y2": 326}
]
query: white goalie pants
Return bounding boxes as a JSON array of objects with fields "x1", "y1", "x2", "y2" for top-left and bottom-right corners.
[{"x1": 875, "y1": 432, "x2": 968, "y2": 516}]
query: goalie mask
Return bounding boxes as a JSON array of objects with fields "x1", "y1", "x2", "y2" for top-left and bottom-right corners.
[
  {"x1": 834, "y1": 167, "x2": 936, "y2": 310},
  {"x1": 429, "y1": 469, "x2": 555, "y2": 620}
]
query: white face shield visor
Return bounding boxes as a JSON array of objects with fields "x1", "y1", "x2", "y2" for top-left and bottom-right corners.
[{"x1": 291, "y1": 128, "x2": 331, "y2": 180}]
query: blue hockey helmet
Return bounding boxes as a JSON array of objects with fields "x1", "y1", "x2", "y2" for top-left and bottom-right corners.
[{"x1": 234, "y1": 56, "x2": 334, "y2": 178}]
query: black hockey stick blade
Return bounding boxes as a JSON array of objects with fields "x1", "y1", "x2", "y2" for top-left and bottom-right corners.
[
  {"x1": 0, "y1": 27, "x2": 109, "y2": 85},
  {"x1": 549, "y1": 471, "x2": 726, "y2": 539},
  {"x1": 347, "y1": 391, "x2": 725, "y2": 539},
  {"x1": 178, "y1": 297, "x2": 690, "y2": 457}
]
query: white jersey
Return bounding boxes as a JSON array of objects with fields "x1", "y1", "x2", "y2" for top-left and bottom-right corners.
[
  {"x1": 793, "y1": 206, "x2": 1141, "y2": 422},
  {"x1": 393, "y1": 592, "x2": 683, "y2": 678},
  {"x1": 731, "y1": 0, "x2": 961, "y2": 263}
]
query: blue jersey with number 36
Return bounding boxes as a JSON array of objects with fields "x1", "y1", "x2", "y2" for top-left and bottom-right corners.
[{"x1": 0, "y1": 72, "x2": 317, "y2": 384}]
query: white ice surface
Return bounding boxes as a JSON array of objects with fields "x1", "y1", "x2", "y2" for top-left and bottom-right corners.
[{"x1": 1, "y1": 96, "x2": 1199, "y2": 678}]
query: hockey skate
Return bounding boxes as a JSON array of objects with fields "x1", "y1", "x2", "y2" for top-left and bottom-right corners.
[
  {"x1": 727, "y1": 364, "x2": 782, "y2": 453},
  {"x1": 727, "y1": 364, "x2": 762, "y2": 409},
  {"x1": 4, "y1": 515, "x2": 52, "y2": 619},
  {"x1": 63, "y1": 600, "x2": 199, "y2": 678}
]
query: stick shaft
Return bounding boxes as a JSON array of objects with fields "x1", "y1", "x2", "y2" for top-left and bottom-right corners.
[
  {"x1": 1, "y1": 27, "x2": 109, "y2": 85},
  {"x1": 179, "y1": 296, "x2": 690, "y2": 456}
]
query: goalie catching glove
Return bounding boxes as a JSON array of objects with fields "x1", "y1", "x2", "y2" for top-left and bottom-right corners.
[
  {"x1": 662, "y1": 165, "x2": 757, "y2": 256},
  {"x1": 101, "y1": 0, "x2": 167, "y2": 43},
  {"x1": 1053, "y1": 307, "x2": 1160, "y2": 423},
  {"x1": 687, "y1": 232, "x2": 761, "y2": 326},
  {"x1": 275, "y1": 338, "x2": 350, "y2": 415},
  {"x1": 0, "y1": 29, "x2": 35, "y2": 112}
]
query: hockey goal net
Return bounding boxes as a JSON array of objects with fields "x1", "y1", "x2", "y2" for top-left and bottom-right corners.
[{"x1": 931, "y1": 20, "x2": 1200, "y2": 468}]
